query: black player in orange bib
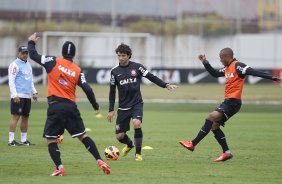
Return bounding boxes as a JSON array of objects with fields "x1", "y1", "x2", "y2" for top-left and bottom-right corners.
[
  {"x1": 28, "y1": 33, "x2": 110, "y2": 176},
  {"x1": 179, "y1": 48, "x2": 281, "y2": 162}
]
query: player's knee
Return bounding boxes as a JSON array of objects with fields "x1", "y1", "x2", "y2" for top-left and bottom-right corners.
[
  {"x1": 78, "y1": 134, "x2": 88, "y2": 141},
  {"x1": 207, "y1": 114, "x2": 216, "y2": 121},
  {"x1": 211, "y1": 123, "x2": 220, "y2": 130},
  {"x1": 12, "y1": 115, "x2": 21, "y2": 121},
  {"x1": 207, "y1": 111, "x2": 222, "y2": 122},
  {"x1": 133, "y1": 124, "x2": 141, "y2": 129},
  {"x1": 116, "y1": 133, "x2": 125, "y2": 140},
  {"x1": 133, "y1": 119, "x2": 141, "y2": 129},
  {"x1": 47, "y1": 138, "x2": 57, "y2": 144}
]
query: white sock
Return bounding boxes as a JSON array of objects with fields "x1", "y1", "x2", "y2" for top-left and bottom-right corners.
[
  {"x1": 21, "y1": 132, "x2": 27, "y2": 142},
  {"x1": 9, "y1": 132, "x2": 15, "y2": 143},
  {"x1": 225, "y1": 150, "x2": 232, "y2": 155}
]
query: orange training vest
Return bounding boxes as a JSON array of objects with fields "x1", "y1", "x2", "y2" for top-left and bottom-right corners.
[
  {"x1": 47, "y1": 58, "x2": 81, "y2": 102},
  {"x1": 224, "y1": 60, "x2": 245, "y2": 100}
]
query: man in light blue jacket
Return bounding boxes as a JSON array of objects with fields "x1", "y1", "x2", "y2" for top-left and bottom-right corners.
[{"x1": 8, "y1": 46, "x2": 38, "y2": 146}]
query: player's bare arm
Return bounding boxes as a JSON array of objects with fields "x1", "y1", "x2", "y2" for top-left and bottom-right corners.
[{"x1": 107, "y1": 111, "x2": 115, "y2": 122}]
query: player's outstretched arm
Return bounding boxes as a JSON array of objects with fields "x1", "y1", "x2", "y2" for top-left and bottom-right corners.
[
  {"x1": 28, "y1": 33, "x2": 43, "y2": 65},
  {"x1": 238, "y1": 63, "x2": 282, "y2": 82},
  {"x1": 198, "y1": 54, "x2": 225, "y2": 77}
]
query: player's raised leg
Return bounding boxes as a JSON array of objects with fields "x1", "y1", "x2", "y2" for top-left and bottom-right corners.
[
  {"x1": 179, "y1": 119, "x2": 213, "y2": 151},
  {"x1": 79, "y1": 134, "x2": 111, "y2": 174}
]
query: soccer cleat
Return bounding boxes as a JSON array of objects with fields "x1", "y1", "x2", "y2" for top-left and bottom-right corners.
[
  {"x1": 213, "y1": 153, "x2": 233, "y2": 162},
  {"x1": 97, "y1": 160, "x2": 111, "y2": 174},
  {"x1": 8, "y1": 140, "x2": 20, "y2": 146},
  {"x1": 121, "y1": 145, "x2": 133, "y2": 157},
  {"x1": 19, "y1": 140, "x2": 35, "y2": 146},
  {"x1": 135, "y1": 154, "x2": 143, "y2": 161},
  {"x1": 51, "y1": 168, "x2": 65, "y2": 176},
  {"x1": 179, "y1": 140, "x2": 195, "y2": 151}
]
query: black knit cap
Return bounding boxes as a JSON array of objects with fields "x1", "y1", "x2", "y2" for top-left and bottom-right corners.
[{"x1": 62, "y1": 41, "x2": 76, "y2": 57}]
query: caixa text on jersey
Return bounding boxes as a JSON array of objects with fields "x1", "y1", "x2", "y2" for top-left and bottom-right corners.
[{"x1": 120, "y1": 78, "x2": 137, "y2": 85}]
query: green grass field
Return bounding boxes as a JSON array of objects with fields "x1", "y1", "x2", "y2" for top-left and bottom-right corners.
[{"x1": 0, "y1": 84, "x2": 281, "y2": 184}]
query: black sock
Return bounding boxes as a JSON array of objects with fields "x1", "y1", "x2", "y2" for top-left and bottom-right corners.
[
  {"x1": 212, "y1": 129, "x2": 229, "y2": 152},
  {"x1": 118, "y1": 134, "x2": 134, "y2": 148},
  {"x1": 48, "y1": 142, "x2": 62, "y2": 169},
  {"x1": 82, "y1": 137, "x2": 101, "y2": 160},
  {"x1": 134, "y1": 128, "x2": 143, "y2": 154},
  {"x1": 192, "y1": 119, "x2": 213, "y2": 145}
]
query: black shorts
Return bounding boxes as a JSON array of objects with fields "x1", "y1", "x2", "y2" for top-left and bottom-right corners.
[
  {"x1": 43, "y1": 102, "x2": 86, "y2": 139},
  {"x1": 10, "y1": 98, "x2": 31, "y2": 116},
  {"x1": 215, "y1": 98, "x2": 242, "y2": 126},
  {"x1": 115, "y1": 103, "x2": 143, "y2": 134}
]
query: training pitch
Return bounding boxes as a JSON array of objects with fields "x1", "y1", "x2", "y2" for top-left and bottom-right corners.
[{"x1": 0, "y1": 84, "x2": 281, "y2": 184}]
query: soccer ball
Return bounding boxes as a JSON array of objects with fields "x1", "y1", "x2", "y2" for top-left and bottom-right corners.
[{"x1": 104, "y1": 146, "x2": 119, "y2": 160}]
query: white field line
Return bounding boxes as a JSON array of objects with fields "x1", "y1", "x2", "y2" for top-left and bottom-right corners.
[
  {"x1": 1, "y1": 97, "x2": 282, "y2": 105},
  {"x1": 78, "y1": 98, "x2": 282, "y2": 105}
]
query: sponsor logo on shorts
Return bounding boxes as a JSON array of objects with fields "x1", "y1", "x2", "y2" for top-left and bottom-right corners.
[{"x1": 116, "y1": 124, "x2": 120, "y2": 131}]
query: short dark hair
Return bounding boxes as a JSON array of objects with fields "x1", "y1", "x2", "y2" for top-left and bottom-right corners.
[
  {"x1": 115, "y1": 43, "x2": 132, "y2": 59},
  {"x1": 220, "y1": 48, "x2": 233, "y2": 58}
]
